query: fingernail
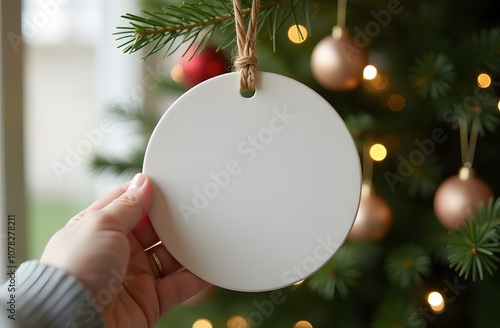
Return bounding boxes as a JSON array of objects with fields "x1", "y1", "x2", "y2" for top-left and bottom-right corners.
[{"x1": 128, "y1": 173, "x2": 145, "y2": 190}]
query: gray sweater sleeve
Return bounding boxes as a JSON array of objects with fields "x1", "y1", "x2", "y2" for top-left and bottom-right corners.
[{"x1": 0, "y1": 260, "x2": 105, "y2": 328}]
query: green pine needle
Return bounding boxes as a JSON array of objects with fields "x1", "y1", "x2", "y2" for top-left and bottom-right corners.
[
  {"x1": 401, "y1": 155, "x2": 442, "y2": 197},
  {"x1": 466, "y1": 91, "x2": 500, "y2": 136},
  {"x1": 307, "y1": 246, "x2": 360, "y2": 300},
  {"x1": 108, "y1": 105, "x2": 159, "y2": 137},
  {"x1": 385, "y1": 244, "x2": 431, "y2": 288},
  {"x1": 91, "y1": 150, "x2": 146, "y2": 175},
  {"x1": 409, "y1": 52, "x2": 456, "y2": 99},
  {"x1": 448, "y1": 87, "x2": 500, "y2": 136},
  {"x1": 117, "y1": 0, "x2": 308, "y2": 60},
  {"x1": 345, "y1": 112, "x2": 376, "y2": 151},
  {"x1": 345, "y1": 112, "x2": 376, "y2": 137},
  {"x1": 466, "y1": 27, "x2": 500, "y2": 73},
  {"x1": 91, "y1": 106, "x2": 160, "y2": 176},
  {"x1": 447, "y1": 197, "x2": 500, "y2": 281}
]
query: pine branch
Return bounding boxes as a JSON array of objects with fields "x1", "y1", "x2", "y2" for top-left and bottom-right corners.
[
  {"x1": 91, "y1": 106, "x2": 159, "y2": 176},
  {"x1": 345, "y1": 112, "x2": 376, "y2": 138},
  {"x1": 108, "y1": 105, "x2": 159, "y2": 137},
  {"x1": 409, "y1": 28, "x2": 500, "y2": 134},
  {"x1": 385, "y1": 244, "x2": 431, "y2": 288},
  {"x1": 457, "y1": 27, "x2": 500, "y2": 73},
  {"x1": 401, "y1": 155, "x2": 442, "y2": 197},
  {"x1": 409, "y1": 52, "x2": 456, "y2": 99},
  {"x1": 307, "y1": 245, "x2": 360, "y2": 300},
  {"x1": 116, "y1": 0, "x2": 308, "y2": 60},
  {"x1": 467, "y1": 91, "x2": 500, "y2": 136},
  {"x1": 92, "y1": 150, "x2": 146, "y2": 175},
  {"x1": 136, "y1": 1, "x2": 286, "y2": 36},
  {"x1": 447, "y1": 197, "x2": 500, "y2": 281}
]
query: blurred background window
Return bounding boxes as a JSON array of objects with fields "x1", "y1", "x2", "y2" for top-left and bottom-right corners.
[{"x1": 22, "y1": 0, "x2": 144, "y2": 259}]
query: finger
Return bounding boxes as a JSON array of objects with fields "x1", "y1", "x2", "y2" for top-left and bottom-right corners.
[
  {"x1": 156, "y1": 270, "x2": 212, "y2": 315},
  {"x1": 88, "y1": 181, "x2": 131, "y2": 210},
  {"x1": 92, "y1": 173, "x2": 153, "y2": 235},
  {"x1": 145, "y1": 243, "x2": 183, "y2": 279},
  {"x1": 66, "y1": 181, "x2": 131, "y2": 226},
  {"x1": 132, "y1": 214, "x2": 161, "y2": 250}
]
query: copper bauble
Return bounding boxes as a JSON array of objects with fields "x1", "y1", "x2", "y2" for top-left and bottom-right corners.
[
  {"x1": 433, "y1": 166, "x2": 494, "y2": 230},
  {"x1": 180, "y1": 44, "x2": 228, "y2": 88},
  {"x1": 349, "y1": 183, "x2": 392, "y2": 241},
  {"x1": 310, "y1": 26, "x2": 368, "y2": 91}
]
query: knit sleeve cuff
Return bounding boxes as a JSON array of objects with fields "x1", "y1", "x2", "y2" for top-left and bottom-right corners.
[{"x1": 6, "y1": 260, "x2": 105, "y2": 328}]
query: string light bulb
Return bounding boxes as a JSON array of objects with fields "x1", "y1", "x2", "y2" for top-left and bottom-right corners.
[
  {"x1": 227, "y1": 316, "x2": 248, "y2": 328},
  {"x1": 363, "y1": 65, "x2": 377, "y2": 80},
  {"x1": 293, "y1": 320, "x2": 313, "y2": 328},
  {"x1": 477, "y1": 73, "x2": 491, "y2": 88},
  {"x1": 427, "y1": 291, "x2": 445, "y2": 313},
  {"x1": 288, "y1": 25, "x2": 308, "y2": 44},
  {"x1": 192, "y1": 318, "x2": 213, "y2": 328},
  {"x1": 369, "y1": 144, "x2": 387, "y2": 161}
]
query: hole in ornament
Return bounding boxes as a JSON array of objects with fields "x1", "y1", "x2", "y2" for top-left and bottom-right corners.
[{"x1": 240, "y1": 89, "x2": 256, "y2": 98}]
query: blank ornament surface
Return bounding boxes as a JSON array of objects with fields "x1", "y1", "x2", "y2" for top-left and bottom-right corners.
[{"x1": 143, "y1": 71, "x2": 361, "y2": 292}]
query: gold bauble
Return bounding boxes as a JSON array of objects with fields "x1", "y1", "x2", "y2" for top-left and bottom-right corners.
[
  {"x1": 434, "y1": 166, "x2": 494, "y2": 230},
  {"x1": 349, "y1": 183, "x2": 392, "y2": 242},
  {"x1": 310, "y1": 26, "x2": 368, "y2": 91}
]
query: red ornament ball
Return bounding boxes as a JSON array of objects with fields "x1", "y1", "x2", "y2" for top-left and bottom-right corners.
[
  {"x1": 349, "y1": 184, "x2": 392, "y2": 242},
  {"x1": 310, "y1": 26, "x2": 368, "y2": 91},
  {"x1": 433, "y1": 166, "x2": 494, "y2": 230},
  {"x1": 180, "y1": 44, "x2": 228, "y2": 89}
]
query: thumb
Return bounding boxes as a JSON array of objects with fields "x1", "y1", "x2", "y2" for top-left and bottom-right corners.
[{"x1": 96, "y1": 173, "x2": 153, "y2": 234}]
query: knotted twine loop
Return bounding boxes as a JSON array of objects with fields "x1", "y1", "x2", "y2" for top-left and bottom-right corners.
[{"x1": 233, "y1": 0, "x2": 260, "y2": 91}]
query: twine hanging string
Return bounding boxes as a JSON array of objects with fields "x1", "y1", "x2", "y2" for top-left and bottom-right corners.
[
  {"x1": 337, "y1": 0, "x2": 347, "y2": 29},
  {"x1": 233, "y1": 0, "x2": 260, "y2": 91},
  {"x1": 333, "y1": 0, "x2": 347, "y2": 38},
  {"x1": 459, "y1": 115, "x2": 479, "y2": 168},
  {"x1": 362, "y1": 139, "x2": 373, "y2": 187}
]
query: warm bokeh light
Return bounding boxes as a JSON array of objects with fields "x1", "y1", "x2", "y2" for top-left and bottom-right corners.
[
  {"x1": 430, "y1": 302, "x2": 445, "y2": 313},
  {"x1": 293, "y1": 279, "x2": 305, "y2": 285},
  {"x1": 477, "y1": 73, "x2": 491, "y2": 88},
  {"x1": 293, "y1": 320, "x2": 313, "y2": 328},
  {"x1": 427, "y1": 291, "x2": 444, "y2": 306},
  {"x1": 370, "y1": 144, "x2": 387, "y2": 161},
  {"x1": 192, "y1": 318, "x2": 213, "y2": 328},
  {"x1": 388, "y1": 94, "x2": 405, "y2": 111},
  {"x1": 227, "y1": 316, "x2": 248, "y2": 328},
  {"x1": 288, "y1": 24, "x2": 308, "y2": 44},
  {"x1": 497, "y1": 99, "x2": 500, "y2": 111},
  {"x1": 171, "y1": 64, "x2": 184, "y2": 83},
  {"x1": 428, "y1": 291, "x2": 445, "y2": 313},
  {"x1": 363, "y1": 65, "x2": 378, "y2": 80},
  {"x1": 367, "y1": 73, "x2": 388, "y2": 90}
]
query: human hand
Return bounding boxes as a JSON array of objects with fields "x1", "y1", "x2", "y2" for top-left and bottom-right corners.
[{"x1": 40, "y1": 173, "x2": 211, "y2": 328}]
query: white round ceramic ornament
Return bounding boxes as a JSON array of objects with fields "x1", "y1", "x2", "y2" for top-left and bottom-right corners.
[{"x1": 143, "y1": 71, "x2": 361, "y2": 292}]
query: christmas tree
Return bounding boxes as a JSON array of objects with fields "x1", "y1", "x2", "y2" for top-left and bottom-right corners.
[{"x1": 94, "y1": 0, "x2": 500, "y2": 327}]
